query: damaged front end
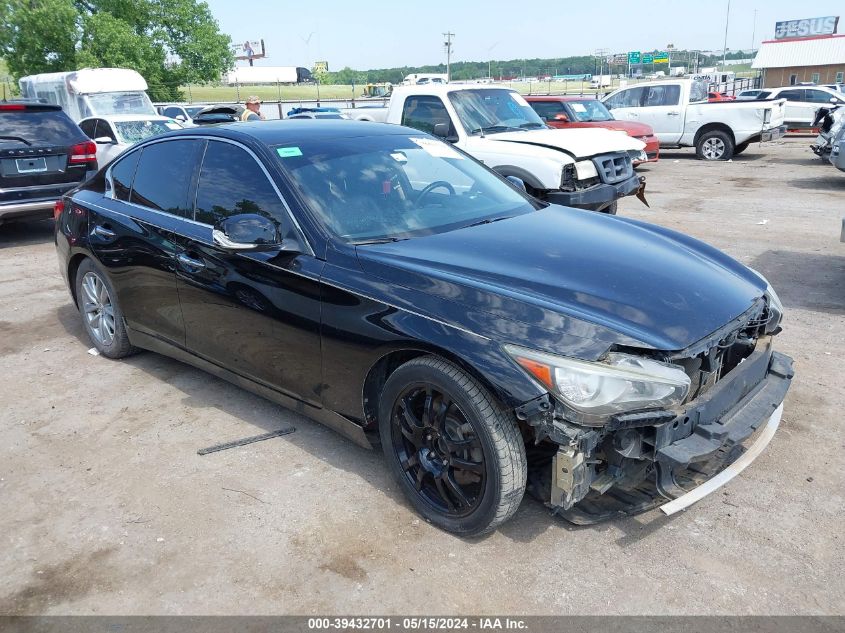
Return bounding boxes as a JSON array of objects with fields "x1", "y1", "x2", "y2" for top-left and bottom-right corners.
[{"x1": 511, "y1": 297, "x2": 794, "y2": 524}]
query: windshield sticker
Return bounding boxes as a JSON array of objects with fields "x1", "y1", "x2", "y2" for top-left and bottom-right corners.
[
  {"x1": 571, "y1": 103, "x2": 587, "y2": 113},
  {"x1": 277, "y1": 146, "x2": 303, "y2": 158},
  {"x1": 510, "y1": 93, "x2": 530, "y2": 107},
  {"x1": 390, "y1": 152, "x2": 408, "y2": 163},
  {"x1": 409, "y1": 137, "x2": 464, "y2": 159}
]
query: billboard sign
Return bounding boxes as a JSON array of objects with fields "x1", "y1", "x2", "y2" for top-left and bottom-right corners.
[
  {"x1": 653, "y1": 52, "x2": 669, "y2": 63},
  {"x1": 628, "y1": 51, "x2": 641, "y2": 64},
  {"x1": 774, "y1": 16, "x2": 838, "y2": 39},
  {"x1": 313, "y1": 61, "x2": 329, "y2": 74}
]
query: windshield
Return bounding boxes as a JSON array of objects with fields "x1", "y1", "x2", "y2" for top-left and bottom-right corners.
[
  {"x1": 82, "y1": 91, "x2": 156, "y2": 117},
  {"x1": 279, "y1": 134, "x2": 537, "y2": 243},
  {"x1": 113, "y1": 120, "x2": 177, "y2": 144},
  {"x1": 566, "y1": 100, "x2": 614, "y2": 122},
  {"x1": 448, "y1": 89, "x2": 546, "y2": 134},
  {"x1": 185, "y1": 106, "x2": 204, "y2": 118}
]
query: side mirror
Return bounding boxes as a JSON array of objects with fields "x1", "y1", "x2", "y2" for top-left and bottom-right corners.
[
  {"x1": 212, "y1": 214, "x2": 281, "y2": 251},
  {"x1": 175, "y1": 114, "x2": 187, "y2": 122},
  {"x1": 554, "y1": 113, "x2": 569, "y2": 122},
  {"x1": 94, "y1": 136, "x2": 116, "y2": 144},
  {"x1": 832, "y1": 98, "x2": 841, "y2": 104},
  {"x1": 505, "y1": 175, "x2": 527, "y2": 191}
]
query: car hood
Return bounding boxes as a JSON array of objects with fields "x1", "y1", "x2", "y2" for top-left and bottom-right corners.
[
  {"x1": 561, "y1": 120, "x2": 655, "y2": 137},
  {"x1": 488, "y1": 128, "x2": 645, "y2": 158},
  {"x1": 357, "y1": 207, "x2": 766, "y2": 353}
]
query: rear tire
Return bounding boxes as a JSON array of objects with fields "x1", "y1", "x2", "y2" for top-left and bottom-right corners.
[
  {"x1": 75, "y1": 258, "x2": 136, "y2": 359},
  {"x1": 696, "y1": 130, "x2": 735, "y2": 160},
  {"x1": 378, "y1": 357, "x2": 527, "y2": 536}
]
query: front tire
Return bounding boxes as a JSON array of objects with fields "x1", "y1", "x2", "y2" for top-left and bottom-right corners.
[
  {"x1": 75, "y1": 258, "x2": 136, "y2": 358},
  {"x1": 379, "y1": 357, "x2": 527, "y2": 536},
  {"x1": 696, "y1": 130, "x2": 735, "y2": 160}
]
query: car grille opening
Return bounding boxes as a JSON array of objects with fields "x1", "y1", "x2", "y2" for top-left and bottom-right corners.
[{"x1": 592, "y1": 153, "x2": 633, "y2": 184}]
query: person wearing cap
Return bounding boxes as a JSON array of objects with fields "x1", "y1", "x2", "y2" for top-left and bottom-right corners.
[{"x1": 241, "y1": 96, "x2": 265, "y2": 121}]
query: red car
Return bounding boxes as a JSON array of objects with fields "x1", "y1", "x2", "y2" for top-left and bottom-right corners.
[
  {"x1": 525, "y1": 95, "x2": 659, "y2": 164},
  {"x1": 708, "y1": 91, "x2": 736, "y2": 102}
]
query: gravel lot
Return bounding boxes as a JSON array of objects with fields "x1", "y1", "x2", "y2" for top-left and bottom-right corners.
[{"x1": 1, "y1": 138, "x2": 843, "y2": 616}]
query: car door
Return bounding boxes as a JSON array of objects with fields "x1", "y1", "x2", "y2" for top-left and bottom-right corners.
[
  {"x1": 632, "y1": 84, "x2": 685, "y2": 144},
  {"x1": 602, "y1": 86, "x2": 647, "y2": 125},
  {"x1": 776, "y1": 89, "x2": 808, "y2": 124},
  {"x1": 87, "y1": 139, "x2": 202, "y2": 346},
  {"x1": 805, "y1": 88, "x2": 845, "y2": 123},
  {"x1": 170, "y1": 138, "x2": 323, "y2": 404}
]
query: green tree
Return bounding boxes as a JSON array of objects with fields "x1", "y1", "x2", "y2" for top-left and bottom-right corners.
[{"x1": 1, "y1": 0, "x2": 233, "y2": 100}]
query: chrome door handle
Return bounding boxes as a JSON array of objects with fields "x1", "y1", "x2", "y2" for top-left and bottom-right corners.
[
  {"x1": 92, "y1": 225, "x2": 116, "y2": 239},
  {"x1": 177, "y1": 253, "x2": 206, "y2": 270},
  {"x1": 667, "y1": 111, "x2": 681, "y2": 116}
]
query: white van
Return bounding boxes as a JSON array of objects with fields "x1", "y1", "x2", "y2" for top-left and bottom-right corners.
[{"x1": 19, "y1": 68, "x2": 156, "y2": 122}]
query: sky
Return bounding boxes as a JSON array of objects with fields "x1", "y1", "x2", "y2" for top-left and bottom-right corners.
[{"x1": 204, "y1": 0, "x2": 845, "y2": 70}]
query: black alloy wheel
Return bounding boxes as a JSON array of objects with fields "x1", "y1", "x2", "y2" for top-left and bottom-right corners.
[
  {"x1": 379, "y1": 357, "x2": 527, "y2": 536},
  {"x1": 392, "y1": 384, "x2": 485, "y2": 517}
]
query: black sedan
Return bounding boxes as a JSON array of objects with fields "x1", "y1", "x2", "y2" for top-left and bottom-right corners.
[{"x1": 55, "y1": 120, "x2": 793, "y2": 535}]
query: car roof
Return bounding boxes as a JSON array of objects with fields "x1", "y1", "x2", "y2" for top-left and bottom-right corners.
[
  {"x1": 524, "y1": 95, "x2": 599, "y2": 102},
  {"x1": 770, "y1": 85, "x2": 838, "y2": 93},
  {"x1": 80, "y1": 114, "x2": 175, "y2": 122},
  {"x1": 154, "y1": 119, "x2": 426, "y2": 144},
  {"x1": 390, "y1": 83, "x2": 511, "y2": 97}
]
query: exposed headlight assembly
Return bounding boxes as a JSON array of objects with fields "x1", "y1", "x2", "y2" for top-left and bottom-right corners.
[
  {"x1": 748, "y1": 267, "x2": 784, "y2": 334},
  {"x1": 574, "y1": 159, "x2": 598, "y2": 180},
  {"x1": 505, "y1": 346, "x2": 690, "y2": 421}
]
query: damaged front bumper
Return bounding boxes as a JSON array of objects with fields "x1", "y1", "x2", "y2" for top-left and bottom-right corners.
[
  {"x1": 522, "y1": 340, "x2": 794, "y2": 524},
  {"x1": 546, "y1": 173, "x2": 642, "y2": 212}
]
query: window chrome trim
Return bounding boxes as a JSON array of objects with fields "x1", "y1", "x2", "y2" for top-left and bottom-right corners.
[{"x1": 104, "y1": 134, "x2": 314, "y2": 257}]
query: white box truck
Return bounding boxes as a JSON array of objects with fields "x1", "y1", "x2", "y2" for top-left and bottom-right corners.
[{"x1": 19, "y1": 68, "x2": 156, "y2": 122}]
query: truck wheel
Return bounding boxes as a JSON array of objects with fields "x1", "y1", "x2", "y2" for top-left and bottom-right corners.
[
  {"x1": 379, "y1": 356, "x2": 527, "y2": 536},
  {"x1": 696, "y1": 130, "x2": 734, "y2": 160},
  {"x1": 734, "y1": 141, "x2": 750, "y2": 155}
]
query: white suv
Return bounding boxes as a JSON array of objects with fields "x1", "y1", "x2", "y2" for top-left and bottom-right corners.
[{"x1": 758, "y1": 86, "x2": 845, "y2": 126}]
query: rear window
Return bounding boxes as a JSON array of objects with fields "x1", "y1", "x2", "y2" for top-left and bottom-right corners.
[{"x1": 0, "y1": 109, "x2": 82, "y2": 145}]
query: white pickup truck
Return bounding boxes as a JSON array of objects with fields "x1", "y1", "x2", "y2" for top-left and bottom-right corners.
[
  {"x1": 602, "y1": 79, "x2": 787, "y2": 160},
  {"x1": 343, "y1": 84, "x2": 647, "y2": 213}
]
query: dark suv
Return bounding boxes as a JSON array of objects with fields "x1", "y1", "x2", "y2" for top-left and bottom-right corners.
[{"x1": 1, "y1": 102, "x2": 97, "y2": 225}]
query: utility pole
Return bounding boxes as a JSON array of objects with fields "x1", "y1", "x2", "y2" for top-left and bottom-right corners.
[
  {"x1": 751, "y1": 8, "x2": 758, "y2": 53},
  {"x1": 594, "y1": 48, "x2": 609, "y2": 86},
  {"x1": 443, "y1": 32, "x2": 455, "y2": 82},
  {"x1": 722, "y1": 0, "x2": 731, "y2": 69}
]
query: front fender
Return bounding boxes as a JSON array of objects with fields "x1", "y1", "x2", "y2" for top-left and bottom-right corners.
[{"x1": 318, "y1": 266, "x2": 547, "y2": 425}]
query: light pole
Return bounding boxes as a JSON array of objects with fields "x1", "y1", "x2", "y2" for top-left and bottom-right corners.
[
  {"x1": 722, "y1": 0, "x2": 731, "y2": 69},
  {"x1": 443, "y1": 32, "x2": 455, "y2": 82},
  {"x1": 751, "y1": 8, "x2": 758, "y2": 53},
  {"x1": 487, "y1": 42, "x2": 498, "y2": 79}
]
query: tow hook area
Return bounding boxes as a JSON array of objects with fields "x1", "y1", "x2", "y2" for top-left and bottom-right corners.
[
  {"x1": 551, "y1": 447, "x2": 590, "y2": 510},
  {"x1": 636, "y1": 176, "x2": 649, "y2": 207}
]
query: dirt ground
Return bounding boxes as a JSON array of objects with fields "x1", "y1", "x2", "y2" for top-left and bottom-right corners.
[{"x1": 1, "y1": 138, "x2": 843, "y2": 616}]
